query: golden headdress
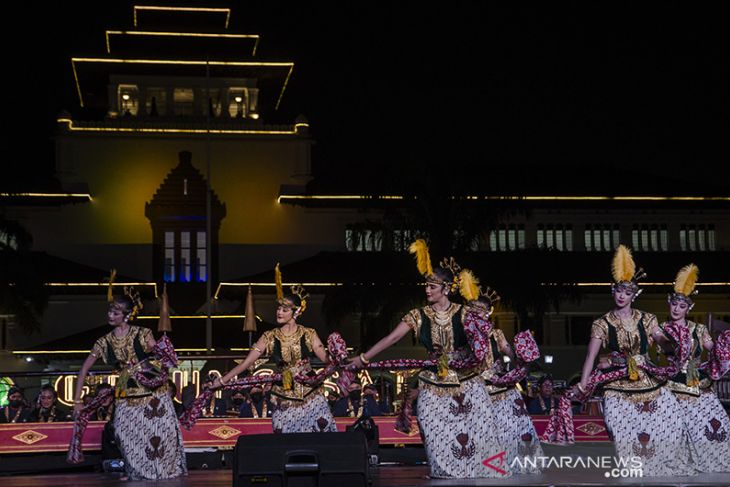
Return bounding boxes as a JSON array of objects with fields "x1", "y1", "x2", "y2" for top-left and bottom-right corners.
[
  {"x1": 408, "y1": 239, "x2": 462, "y2": 293},
  {"x1": 610, "y1": 245, "x2": 646, "y2": 293},
  {"x1": 459, "y1": 269, "x2": 500, "y2": 316},
  {"x1": 106, "y1": 269, "x2": 143, "y2": 319},
  {"x1": 670, "y1": 264, "x2": 699, "y2": 306},
  {"x1": 274, "y1": 262, "x2": 308, "y2": 316}
]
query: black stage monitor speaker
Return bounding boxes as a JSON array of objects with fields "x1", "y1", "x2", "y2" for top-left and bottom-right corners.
[{"x1": 233, "y1": 431, "x2": 369, "y2": 487}]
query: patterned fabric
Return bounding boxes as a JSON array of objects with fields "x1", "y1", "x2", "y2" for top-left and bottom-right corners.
[
  {"x1": 491, "y1": 388, "x2": 542, "y2": 474},
  {"x1": 675, "y1": 390, "x2": 730, "y2": 472},
  {"x1": 603, "y1": 388, "x2": 698, "y2": 476},
  {"x1": 417, "y1": 377, "x2": 510, "y2": 478},
  {"x1": 542, "y1": 322, "x2": 691, "y2": 447},
  {"x1": 271, "y1": 394, "x2": 337, "y2": 433},
  {"x1": 113, "y1": 390, "x2": 187, "y2": 480},
  {"x1": 462, "y1": 309, "x2": 492, "y2": 361},
  {"x1": 702, "y1": 330, "x2": 730, "y2": 380},
  {"x1": 67, "y1": 386, "x2": 115, "y2": 463},
  {"x1": 66, "y1": 332, "x2": 187, "y2": 479}
]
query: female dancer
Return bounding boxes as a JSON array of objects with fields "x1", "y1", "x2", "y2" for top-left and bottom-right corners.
[
  {"x1": 460, "y1": 278, "x2": 543, "y2": 474},
  {"x1": 72, "y1": 288, "x2": 186, "y2": 481},
  {"x1": 209, "y1": 264, "x2": 336, "y2": 433},
  {"x1": 577, "y1": 245, "x2": 696, "y2": 476},
  {"x1": 349, "y1": 240, "x2": 507, "y2": 478},
  {"x1": 662, "y1": 264, "x2": 730, "y2": 472}
]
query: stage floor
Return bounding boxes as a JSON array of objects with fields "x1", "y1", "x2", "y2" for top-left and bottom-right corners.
[
  {"x1": 3, "y1": 443, "x2": 730, "y2": 487},
  {"x1": 2, "y1": 467, "x2": 730, "y2": 487}
]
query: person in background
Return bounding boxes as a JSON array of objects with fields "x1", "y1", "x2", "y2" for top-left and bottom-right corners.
[
  {"x1": 0, "y1": 386, "x2": 30, "y2": 423},
  {"x1": 30, "y1": 384, "x2": 70, "y2": 422}
]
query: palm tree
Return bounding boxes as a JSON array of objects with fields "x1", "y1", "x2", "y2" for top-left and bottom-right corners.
[{"x1": 0, "y1": 216, "x2": 48, "y2": 337}]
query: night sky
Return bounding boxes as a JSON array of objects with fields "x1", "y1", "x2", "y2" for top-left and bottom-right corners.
[{"x1": 4, "y1": 2, "x2": 729, "y2": 190}]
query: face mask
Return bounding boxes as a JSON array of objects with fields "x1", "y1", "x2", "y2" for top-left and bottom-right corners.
[
  {"x1": 250, "y1": 393, "x2": 263, "y2": 403},
  {"x1": 9, "y1": 399, "x2": 22, "y2": 408},
  {"x1": 232, "y1": 398, "x2": 244, "y2": 406}
]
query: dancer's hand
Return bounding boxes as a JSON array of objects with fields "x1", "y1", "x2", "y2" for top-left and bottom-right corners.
[
  {"x1": 346, "y1": 356, "x2": 364, "y2": 369},
  {"x1": 597, "y1": 355, "x2": 611, "y2": 369}
]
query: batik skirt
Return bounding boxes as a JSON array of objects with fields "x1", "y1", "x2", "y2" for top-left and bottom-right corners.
[
  {"x1": 271, "y1": 393, "x2": 338, "y2": 433},
  {"x1": 603, "y1": 387, "x2": 698, "y2": 476},
  {"x1": 416, "y1": 377, "x2": 510, "y2": 478},
  {"x1": 113, "y1": 390, "x2": 187, "y2": 480}
]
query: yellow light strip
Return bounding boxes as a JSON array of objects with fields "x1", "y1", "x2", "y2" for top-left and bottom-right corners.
[
  {"x1": 71, "y1": 58, "x2": 293, "y2": 108},
  {"x1": 13, "y1": 350, "x2": 91, "y2": 355},
  {"x1": 277, "y1": 195, "x2": 404, "y2": 204},
  {"x1": 279, "y1": 194, "x2": 730, "y2": 203},
  {"x1": 275, "y1": 65, "x2": 293, "y2": 110},
  {"x1": 13, "y1": 348, "x2": 216, "y2": 354},
  {"x1": 105, "y1": 31, "x2": 260, "y2": 55},
  {"x1": 0, "y1": 192, "x2": 92, "y2": 200},
  {"x1": 465, "y1": 196, "x2": 730, "y2": 202},
  {"x1": 58, "y1": 118, "x2": 302, "y2": 136},
  {"x1": 133, "y1": 6, "x2": 231, "y2": 29},
  {"x1": 546, "y1": 282, "x2": 730, "y2": 287}
]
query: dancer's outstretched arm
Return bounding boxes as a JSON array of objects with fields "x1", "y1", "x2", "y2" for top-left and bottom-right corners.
[
  {"x1": 579, "y1": 337, "x2": 602, "y2": 391},
  {"x1": 349, "y1": 321, "x2": 412, "y2": 368},
  {"x1": 211, "y1": 335, "x2": 268, "y2": 388}
]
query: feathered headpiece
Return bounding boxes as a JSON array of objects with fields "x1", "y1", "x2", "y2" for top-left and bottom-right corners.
[
  {"x1": 408, "y1": 239, "x2": 433, "y2": 277},
  {"x1": 670, "y1": 264, "x2": 699, "y2": 306},
  {"x1": 122, "y1": 286, "x2": 143, "y2": 320},
  {"x1": 610, "y1": 245, "x2": 646, "y2": 293},
  {"x1": 275, "y1": 263, "x2": 284, "y2": 301},
  {"x1": 106, "y1": 269, "x2": 117, "y2": 303},
  {"x1": 408, "y1": 239, "x2": 462, "y2": 292},
  {"x1": 458, "y1": 269, "x2": 480, "y2": 302},
  {"x1": 274, "y1": 263, "x2": 308, "y2": 316},
  {"x1": 107, "y1": 269, "x2": 143, "y2": 320}
]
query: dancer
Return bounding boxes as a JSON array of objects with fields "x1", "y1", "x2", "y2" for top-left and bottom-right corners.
[
  {"x1": 71, "y1": 286, "x2": 186, "y2": 480},
  {"x1": 662, "y1": 264, "x2": 730, "y2": 472},
  {"x1": 460, "y1": 273, "x2": 543, "y2": 474},
  {"x1": 349, "y1": 240, "x2": 508, "y2": 478},
  {"x1": 209, "y1": 264, "x2": 336, "y2": 433},
  {"x1": 576, "y1": 245, "x2": 697, "y2": 476}
]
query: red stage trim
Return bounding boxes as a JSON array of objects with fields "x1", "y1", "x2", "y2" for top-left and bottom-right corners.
[{"x1": 0, "y1": 415, "x2": 609, "y2": 454}]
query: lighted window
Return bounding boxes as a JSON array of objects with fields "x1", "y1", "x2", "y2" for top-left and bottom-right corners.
[
  {"x1": 164, "y1": 231, "x2": 175, "y2": 282},
  {"x1": 228, "y1": 88, "x2": 248, "y2": 118},
  {"x1": 174, "y1": 88, "x2": 195, "y2": 116},
  {"x1": 708, "y1": 225, "x2": 716, "y2": 251},
  {"x1": 196, "y1": 231, "x2": 207, "y2": 282},
  {"x1": 586, "y1": 224, "x2": 619, "y2": 251},
  {"x1": 117, "y1": 84, "x2": 139, "y2": 117},
  {"x1": 180, "y1": 231, "x2": 191, "y2": 282},
  {"x1": 490, "y1": 224, "x2": 524, "y2": 251}
]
